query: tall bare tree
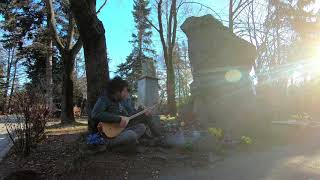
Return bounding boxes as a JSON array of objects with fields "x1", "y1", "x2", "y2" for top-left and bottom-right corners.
[
  {"x1": 173, "y1": 41, "x2": 192, "y2": 107},
  {"x1": 7, "y1": 57, "x2": 18, "y2": 110},
  {"x1": 45, "y1": 0, "x2": 82, "y2": 124},
  {"x1": 146, "y1": 0, "x2": 178, "y2": 115}
]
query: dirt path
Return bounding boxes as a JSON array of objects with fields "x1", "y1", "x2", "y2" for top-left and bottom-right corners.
[
  {"x1": 0, "y1": 119, "x2": 11, "y2": 161},
  {"x1": 152, "y1": 129, "x2": 320, "y2": 180},
  {"x1": 0, "y1": 132, "x2": 11, "y2": 162},
  {"x1": 2, "y1": 117, "x2": 320, "y2": 180},
  {"x1": 0, "y1": 117, "x2": 87, "y2": 162}
]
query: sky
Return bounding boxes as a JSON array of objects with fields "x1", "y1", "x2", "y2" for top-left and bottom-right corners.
[
  {"x1": 97, "y1": 0, "x2": 135, "y2": 76},
  {"x1": 0, "y1": 0, "x2": 229, "y2": 85},
  {"x1": 4, "y1": 0, "x2": 320, "y2": 80},
  {"x1": 96, "y1": 0, "x2": 229, "y2": 77},
  {"x1": 96, "y1": 0, "x2": 320, "y2": 85}
]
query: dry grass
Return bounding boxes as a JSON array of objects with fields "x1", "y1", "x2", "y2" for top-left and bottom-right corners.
[{"x1": 45, "y1": 120, "x2": 88, "y2": 135}]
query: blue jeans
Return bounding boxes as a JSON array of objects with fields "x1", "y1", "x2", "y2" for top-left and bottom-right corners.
[
  {"x1": 106, "y1": 123, "x2": 146, "y2": 148},
  {"x1": 106, "y1": 115, "x2": 162, "y2": 151}
]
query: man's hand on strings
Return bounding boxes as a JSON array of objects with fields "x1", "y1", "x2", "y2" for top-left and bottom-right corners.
[
  {"x1": 140, "y1": 105, "x2": 152, "y2": 116},
  {"x1": 120, "y1": 116, "x2": 129, "y2": 128},
  {"x1": 144, "y1": 109, "x2": 152, "y2": 116}
]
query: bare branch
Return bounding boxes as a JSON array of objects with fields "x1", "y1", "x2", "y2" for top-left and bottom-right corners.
[
  {"x1": 145, "y1": 17, "x2": 160, "y2": 33},
  {"x1": 71, "y1": 38, "x2": 83, "y2": 56},
  {"x1": 168, "y1": 0, "x2": 174, "y2": 48},
  {"x1": 157, "y1": 0, "x2": 168, "y2": 62},
  {"x1": 96, "y1": 0, "x2": 108, "y2": 15},
  {"x1": 66, "y1": 12, "x2": 75, "y2": 50},
  {"x1": 45, "y1": 0, "x2": 65, "y2": 52},
  {"x1": 233, "y1": 0, "x2": 243, "y2": 14},
  {"x1": 229, "y1": 0, "x2": 234, "y2": 32},
  {"x1": 171, "y1": 1, "x2": 178, "y2": 53},
  {"x1": 250, "y1": 0, "x2": 259, "y2": 49},
  {"x1": 233, "y1": 0, "x2": 252, "y2": 21},
  {"x1": 178, "y1": 1, "x2": 223, "y2": 21}
]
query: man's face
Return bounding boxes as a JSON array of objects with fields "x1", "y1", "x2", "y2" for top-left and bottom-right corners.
[{"x1": 120, "y1": 87, "x2": 129, "y2": 100}]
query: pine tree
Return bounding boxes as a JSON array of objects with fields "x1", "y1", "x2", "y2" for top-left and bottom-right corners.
[
  {"x1": 21, "y1": 34, "x2": 62, "y2": 94},
  {"x1": 0, "y1": 1, "x2": 63, "y2": 113},
  {"x1": 117, "y1": 0, "x2": 155, "y2": 93},
  {"x1": 0, "y1": 1, "x2": 45, "y2": 49},
  {"x1": 2, "y1": 0, "x2": 56, "y2": 116}
]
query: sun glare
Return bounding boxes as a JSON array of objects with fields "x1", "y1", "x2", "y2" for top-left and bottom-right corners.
[
  {"x1": 225, "y1": 69, "x2": 242, "y2": 82},
  {"x1": 300, "y1": 45, "x2": 320, "y2": 79}
]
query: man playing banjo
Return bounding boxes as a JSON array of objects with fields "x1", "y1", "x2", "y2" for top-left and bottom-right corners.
[{"x1": 91, "y1": 76, "x2": 162, "y2": 152}]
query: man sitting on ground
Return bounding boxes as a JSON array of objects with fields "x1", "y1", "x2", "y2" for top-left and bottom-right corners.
[{"x1": 91, "y1": 76, "x2": 162, "y2": 152}]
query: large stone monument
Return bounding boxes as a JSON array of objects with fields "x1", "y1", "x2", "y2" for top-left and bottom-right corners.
[{"x1": 181, "y1": 15, "x2": 259, "y2": 137}]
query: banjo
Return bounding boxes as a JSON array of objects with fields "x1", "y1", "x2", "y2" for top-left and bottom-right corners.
[{"x1": 97, "y1": 104, "x2": 158, "y2": 138}]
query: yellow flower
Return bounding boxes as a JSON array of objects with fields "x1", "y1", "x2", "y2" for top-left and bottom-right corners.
[
  {"x1": 208, "y1": 127, "x2": 224, "y2": 139},
  {"x1": 241, "y1": 136, "x2": 253, "y2": 145}
]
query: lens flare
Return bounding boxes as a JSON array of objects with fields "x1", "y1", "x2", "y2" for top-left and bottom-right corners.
[{"x1": 225, "y1": 69, "x2": 242, "y2": 82}]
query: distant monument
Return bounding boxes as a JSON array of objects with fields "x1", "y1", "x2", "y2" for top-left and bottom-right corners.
[
  {"x1": 137, "y1": 59, "x2": 159, "y2": 108},
  {"x1": 141, "y1": 58, "x2": 156, "y2": 77},
  {"x1": 181, "y1": 14, "x2": 258, "y2": 137}
]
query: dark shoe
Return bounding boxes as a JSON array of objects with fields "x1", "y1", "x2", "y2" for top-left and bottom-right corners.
[
  {"x1": 138, "y1": 138, "x2": 156, "y2": 146},
  {"x1": 86, "y1": 144, "x2": 107, "y2": 154},
  {"x1": 139, "y1": 136, "x2": 170, "y2": 148},
  {"x1": 110, "y1": 143, "x2": 137, "y2": 154}
]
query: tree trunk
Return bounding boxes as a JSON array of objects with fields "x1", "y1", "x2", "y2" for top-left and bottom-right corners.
[
  {"x1": 229, "y1": 0, "x2": 234, "y2": 33},
  {"x1": 177, "y1": 62, "x2": 181, "y2": 106},
  {"x1": 7, "y1": 59, "x2": 18, "y2": 112},
  {"x1": 166, "y1": 61, "x2": 176, "y2": 115},
  {"x1": 3, "y1": 48, "x2": 14, "y2": 112},
  {"x1": 46, "y1": 36, "x2": 54, "y2": 113},
  {"x1": 70, "y1": 0, "x2": 109, "y2": 131},
  {"x1": 60, "y1": 51, "x2": 76, "y2": 124}
]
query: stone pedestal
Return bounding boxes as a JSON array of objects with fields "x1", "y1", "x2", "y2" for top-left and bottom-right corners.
[
  {"x1": 181, "y1": 15, "x2": 259, "y2": 137},
  {"x1": 137, "y1": 76, "x2": 159, "y2": 107},
  {"x1": 136, "y1": 58, "x2": 159, "y2": 108}
]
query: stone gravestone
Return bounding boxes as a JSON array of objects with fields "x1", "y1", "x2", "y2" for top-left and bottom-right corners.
[
  {"x1": 137, "y1": 59, "x2": 159, "y2": 108},
  {"x1": 181, "y1": 14, "x2": 259, "y2": 138}
]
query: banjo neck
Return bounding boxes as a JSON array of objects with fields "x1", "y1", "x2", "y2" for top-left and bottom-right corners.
[{"x1": 127, "y1": 104, "x2": 158, "y2": 122}]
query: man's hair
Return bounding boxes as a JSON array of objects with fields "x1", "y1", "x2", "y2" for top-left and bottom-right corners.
[{"x1": 107, "y1": 76, "x2": 129, "y2": 95}]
